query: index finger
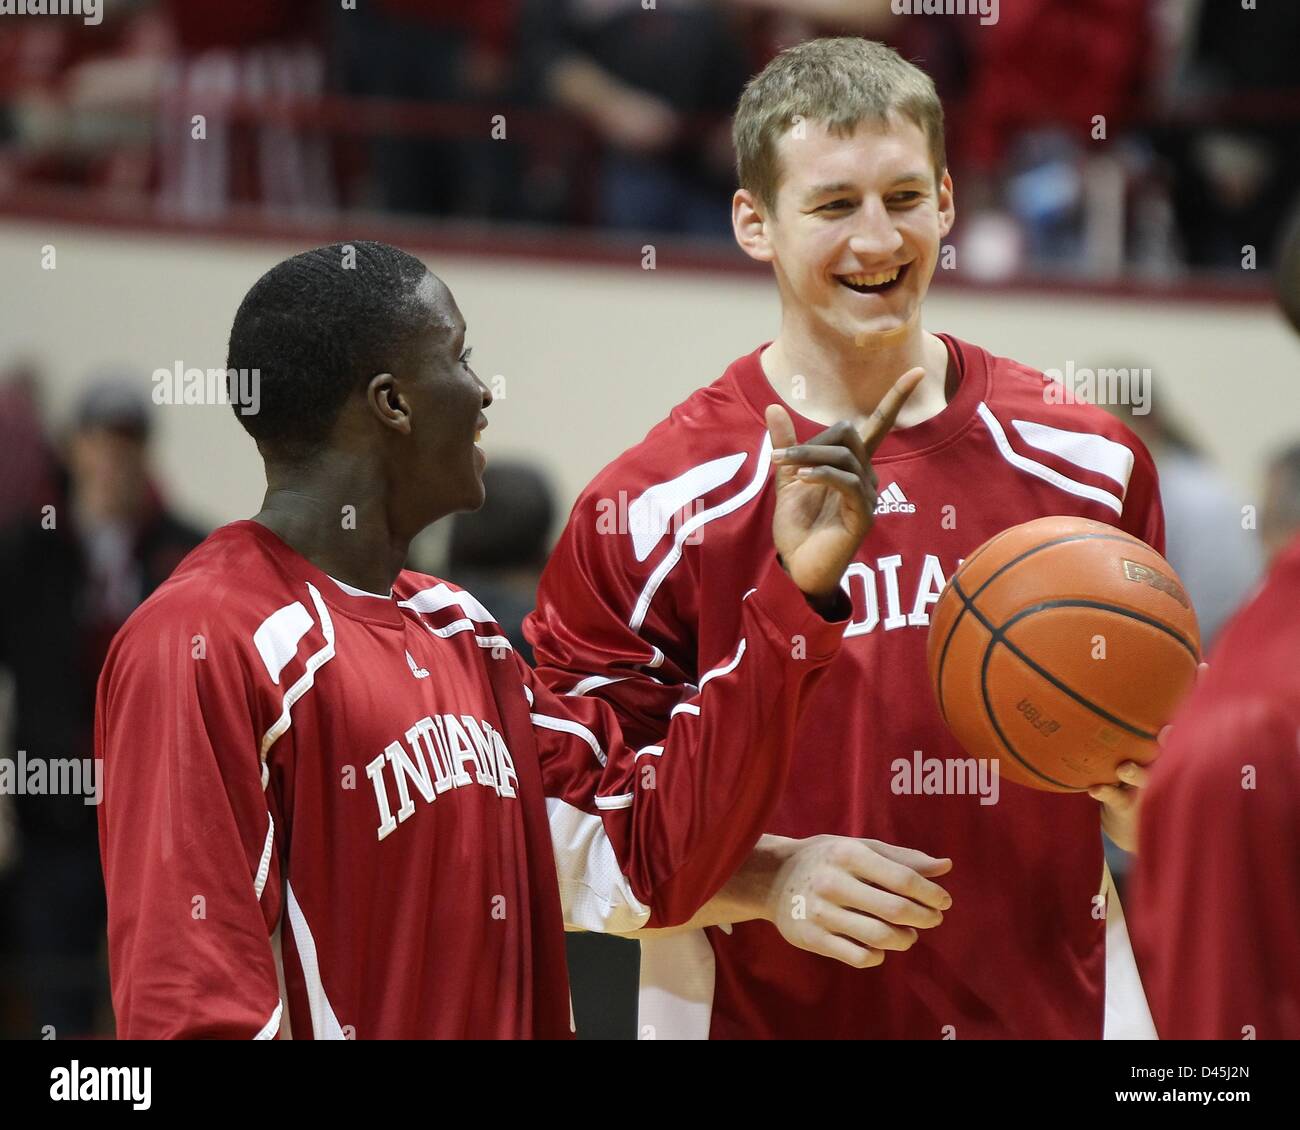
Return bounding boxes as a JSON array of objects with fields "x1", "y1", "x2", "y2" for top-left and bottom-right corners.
[
  {"x1": 859, "y1": 366, "x2": 926, "y2": 455},
  {"x1": 863, "y1": 838, "x2": 953, "y2": 877},
  {"x1": 847, "y1": 843, "x2": 952, "y2": 910}
]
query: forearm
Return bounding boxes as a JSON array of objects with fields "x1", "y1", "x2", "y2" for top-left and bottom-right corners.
[
  {"x1": 616, "y1": 834, "x2": 796, "y2": 936},
  {"x1": 547, "y1": 54, "x2": 631, "y2": 117}
]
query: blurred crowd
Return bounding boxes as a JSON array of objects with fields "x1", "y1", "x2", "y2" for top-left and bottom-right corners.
[{"x1": 1, "y1": 0, "x2": 1298, "y2": 275}]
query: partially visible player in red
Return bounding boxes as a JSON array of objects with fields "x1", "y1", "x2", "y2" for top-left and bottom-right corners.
[
  {"x1": 1128, "y1": 219, "x2": 1300, "y2": 1040},
  {"x1": 96, "y1": 241, "x2": 898, "y2": 1039},
  {"x1": 527, "y1": 39, "x2": 1167, "y2": 1038}
]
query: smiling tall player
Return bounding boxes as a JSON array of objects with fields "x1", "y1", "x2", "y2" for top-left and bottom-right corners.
[{"x1": 526, "y1": 39, "x2": 1165, "y2": 1038}]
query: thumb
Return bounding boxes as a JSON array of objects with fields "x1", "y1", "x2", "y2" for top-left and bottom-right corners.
[{"x1": 766, "y1": 403, "x2": 798, "y2": 453}]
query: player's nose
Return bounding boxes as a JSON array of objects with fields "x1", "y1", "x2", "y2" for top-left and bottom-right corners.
[{"x1": 847, "y1": 198, "x2": 905, "y2": 260}]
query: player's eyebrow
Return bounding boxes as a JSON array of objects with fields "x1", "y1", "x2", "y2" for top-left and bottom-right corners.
[{"x1": 804, "y1": 182, "x2": 857, "y2": 203}]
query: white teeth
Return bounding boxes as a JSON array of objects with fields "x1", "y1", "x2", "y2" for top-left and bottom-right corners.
[
  {"x1": 841, "y1": 268, "x2": 901, "y2": 287},
  {"x1": 474, "y1": 431, "x2": 482, "y2": 442}
]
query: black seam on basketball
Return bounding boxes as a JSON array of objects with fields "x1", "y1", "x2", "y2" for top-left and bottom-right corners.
[
  {"x1": 979, "y1": 622, "x2": 1079, "y2": 790},
  {"x1": 935, "y1": 576, "x2": 976, "y2": 724},
  {"x1": 935, "y1": 531, "x2": 1137, "y2": 724},
  {"x1": 958, "y1": 584, "x2": 1159, "y2": 741},
  {"x1": 968, "y1": 532, "x2": 1143, "y2": 603},
  {"x1": 1000, "y1": 599, "x2": 1200, "y2": 664}
]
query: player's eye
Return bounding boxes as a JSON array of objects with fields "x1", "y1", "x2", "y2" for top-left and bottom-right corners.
[
  {"x1": 818, "y1": 199, "x2": 854, "y2": 213},
  {"x1": 458, "y1": 347, "x2": 473, "y2": 367},
  {"x1": 889, "y1": 192, "x2": 924, "y2": 206}
]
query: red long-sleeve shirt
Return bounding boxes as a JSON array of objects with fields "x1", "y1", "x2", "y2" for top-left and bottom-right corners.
[
  {"x1": 96, "y1": 519, "x2": 846, "y2": 1038},
  {"x1": 1130, "y1": 535, "x2": 1300, "y2": 1039}
]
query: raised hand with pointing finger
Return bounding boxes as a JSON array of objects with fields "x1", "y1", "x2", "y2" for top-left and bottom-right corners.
[{"x1": 767, "y1": 366, "x2": 926, "y2": 601}]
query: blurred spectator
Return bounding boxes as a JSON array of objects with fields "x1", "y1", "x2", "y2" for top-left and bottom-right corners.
[
  {"x1": 155, "y1": 0, "x2": 334, "y2": 218},
  {"x1": 0, "y1": 376, "x2": 203, "y2": 1037},
  {"x1": 1280, "y1": 202, "x2": 1300, "y2": 333},
  {"x1": 952, "y1": 0, "x2": 1156, "y2": 277},
  {"x1": 0, "y1": 364, "x2": 58, "y2": 527},
  {"x1": 1106, "y1": 383, "x2": 1260, "y2": 648},
  {"x1": 0, "y1": 0, "x2": 169, "y2": 198},
  {"x1": 1157, "y1": 0, "x2": 1300, "y2": 269},
  {"x1": 332, "y1": 1, "x2": 519, "y2": 218},
  {"x1": 1261, "y1": 442, "x2": 1300, "y2": 566},
  {"x1": 520, "y1": 0, "x2": 750, "y2": 236},
  {"x1": 447, "y1": 460, "x2": 555, "y2": 665}
]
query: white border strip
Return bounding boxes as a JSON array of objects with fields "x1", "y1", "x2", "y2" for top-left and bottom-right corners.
[
  {"x1": 254, "y1": 812, "x2": 275, "y2": 901},
  {"x1": 253, "y1": 999, "x2": 283, "y2": 1040},
  {"x1": 285, "y1": 881, "x2": 346, "y2": 1040},
  {"x1": 260, "y1": 583, "x2": 336, "y2": 761},
  {"x1": 630, "y1": 435, "x2": 772, "y2": 632},
  {"x1": 977, "y1": 404, "x2": 1123, "y2": 516},
  {"x1": 530, "y1": 712, "x2": 607, "y2": 767}
]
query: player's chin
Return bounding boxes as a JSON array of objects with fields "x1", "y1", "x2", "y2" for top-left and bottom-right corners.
[
  {"x1": 462, "y1": 468, "x2": 487, "y2": 511},
  {"x1": 845, "y1": 309, "x2": 913, "y2": 346}
]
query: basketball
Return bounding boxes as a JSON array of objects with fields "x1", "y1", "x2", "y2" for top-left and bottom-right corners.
[{"x1": 927, "y1": 516, "x2": 1202, "y2": 793}]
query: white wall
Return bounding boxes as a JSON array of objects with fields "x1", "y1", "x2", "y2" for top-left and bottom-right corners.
[{"x1": 3, "y1": 220, "x2": 1297, "y2": 532}]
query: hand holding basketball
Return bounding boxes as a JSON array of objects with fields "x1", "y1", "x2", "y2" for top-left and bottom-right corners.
[
  {"x1": 928, "y1": 516, "x2": 1202, "y2": 795},
  {"x1": 1089, "y1": 661, "x2": 1209, "y2": 850}
]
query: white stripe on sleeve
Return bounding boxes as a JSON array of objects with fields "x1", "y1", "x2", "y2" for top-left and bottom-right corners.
[{"x1": 530, "y1": 711, "x2": 607, "y2": 767}]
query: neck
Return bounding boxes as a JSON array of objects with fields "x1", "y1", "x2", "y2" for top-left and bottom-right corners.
[
  {"x1": 252, "y1": 453, "x2": 411, "y2": 595},
  {"x1": 763, "y1": 312, "x2": 949, "y2": 429}
]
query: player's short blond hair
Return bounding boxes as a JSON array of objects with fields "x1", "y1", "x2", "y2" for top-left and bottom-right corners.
[{"x1": 733, "y1": 38, "x2": 947, "y2": 212}]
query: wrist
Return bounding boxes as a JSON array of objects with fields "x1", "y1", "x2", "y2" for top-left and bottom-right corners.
[
  {"x1": 776, "y1": 553, "x2": 850, "y2": 620},
  {"x1": 735, "y1": 834, "x2": 799, "y2": 924}
]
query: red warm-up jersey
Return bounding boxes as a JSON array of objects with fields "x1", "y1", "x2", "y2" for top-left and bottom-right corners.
[
  {"x1": 1130, "y1": 534, "x2": 1300, "y2": 1039},
  {"x1": 96, "y1": 520, "x2": 847, "y2": 1039},
  {"x1": 527, "y1": 334, "x2": 1166, "y2": 1039}
]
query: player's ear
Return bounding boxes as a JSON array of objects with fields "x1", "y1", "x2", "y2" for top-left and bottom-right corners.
[
  {"x1": 937, "y1": 170, "x2": 955, "y2": 239},
  {"x1": 733, "y1": 188, "x2": 775, "y2": 264},
  {"x1": 368, "y1": 373, "x2": 411, "y2": 434}
]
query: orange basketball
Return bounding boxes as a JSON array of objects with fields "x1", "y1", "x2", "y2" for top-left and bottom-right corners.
[{"x1": 927, "y1": 516, "x2": 1201, "y2": 793}]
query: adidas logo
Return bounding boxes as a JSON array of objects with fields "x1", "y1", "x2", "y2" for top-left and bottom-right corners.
[
  {"x1": 874, "y1": 482, "x2": 916, "y2": 515},
  {"x1": 406, "y1": 651, "x2": 429, "y2": 679}
]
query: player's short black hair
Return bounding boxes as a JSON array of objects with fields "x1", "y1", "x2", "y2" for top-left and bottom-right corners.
[{"x1": 227, "y1": 241, "x2": 434, "y2": 456}]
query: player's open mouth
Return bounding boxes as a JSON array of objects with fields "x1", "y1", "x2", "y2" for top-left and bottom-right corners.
[{"x1": 837, "y1": 264, "x2": 909, "y2": 295}]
